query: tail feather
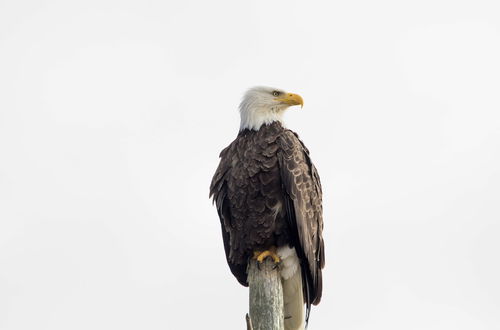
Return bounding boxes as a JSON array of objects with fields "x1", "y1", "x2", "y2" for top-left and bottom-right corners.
[
  {"x1": 283, "y1": 269, "x2": 305, "y2": 330},
  {"x1": 278, "y1": 246, "x2": 305, "y2": 330}
]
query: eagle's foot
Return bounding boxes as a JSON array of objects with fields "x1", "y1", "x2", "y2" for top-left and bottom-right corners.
[{"x1": 253, "y1": 248, "x2": 281, "y2": 265}]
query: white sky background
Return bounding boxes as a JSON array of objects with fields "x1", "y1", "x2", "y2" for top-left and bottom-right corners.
[{"x1": 0, "y1": 0, "x2": 499, "y2": 329}]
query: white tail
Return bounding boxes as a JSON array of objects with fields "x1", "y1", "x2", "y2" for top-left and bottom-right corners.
[{"x1": 278, "y1": 246, "x2": 305, "y2": 330}]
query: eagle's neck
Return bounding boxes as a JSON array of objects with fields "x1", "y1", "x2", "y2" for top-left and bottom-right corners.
[{"x1": 239, "y1": 104, "x2": 285, "y2": 131}]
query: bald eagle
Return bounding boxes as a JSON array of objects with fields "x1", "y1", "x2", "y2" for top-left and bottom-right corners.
[{"x1": 210, "y1": 87, "x2": 324, "y2": 330}]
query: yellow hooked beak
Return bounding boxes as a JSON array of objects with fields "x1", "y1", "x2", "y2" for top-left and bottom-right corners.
[{"x1": 275, "y1": 93, "x2": 304, "y2": 108}]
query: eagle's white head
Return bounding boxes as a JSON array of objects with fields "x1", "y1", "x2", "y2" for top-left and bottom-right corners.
[{"x1": 239, "y1": 86, "x2": 304, "y2": 131}]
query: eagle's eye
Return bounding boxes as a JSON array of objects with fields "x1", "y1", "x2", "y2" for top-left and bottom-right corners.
[{"x1": 272, "y1": 91, "x2": 280, "y2": 97}]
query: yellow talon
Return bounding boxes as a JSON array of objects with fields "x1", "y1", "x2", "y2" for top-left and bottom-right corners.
[{"x1": 253, "y1": 249, "x2": 281, "y2": 263}]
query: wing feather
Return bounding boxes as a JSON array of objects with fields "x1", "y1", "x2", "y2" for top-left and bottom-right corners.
[
  {"x1": 278, "y1": 130, "x2": 325, "y2": 316},
  {"x1": 210, "y1": 144, "x2": 249, "y2": 286}
]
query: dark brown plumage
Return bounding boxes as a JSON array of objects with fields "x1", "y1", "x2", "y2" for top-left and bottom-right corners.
[{"x1": 210, "y1": 121, "x2": 324, "y2": 318}]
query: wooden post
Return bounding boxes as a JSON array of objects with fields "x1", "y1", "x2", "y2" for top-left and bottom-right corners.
[{"x1": 247, "y1": 258, "x2": 284, "y2": 330}]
